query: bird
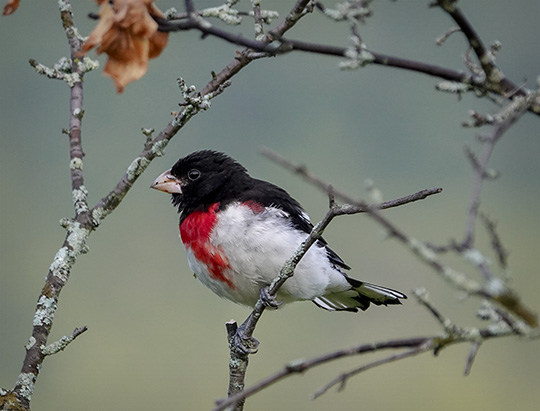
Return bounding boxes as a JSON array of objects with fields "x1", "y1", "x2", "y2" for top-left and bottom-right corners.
[{"x1": 151, "y1": 150, "x2": 406, "y2": 313}]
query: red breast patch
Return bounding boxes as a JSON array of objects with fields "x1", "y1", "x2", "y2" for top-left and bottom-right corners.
[
  {"x1": 242, "y1": 200, "x2": 265, "y2": 213},
  {"x1": 180, "y1": 203, "x2": 234, "y2": 289}
]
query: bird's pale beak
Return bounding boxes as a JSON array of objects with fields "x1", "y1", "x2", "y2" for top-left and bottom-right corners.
[{"x1": 151, "y1": 169, "x2": 183, "y2": 194}]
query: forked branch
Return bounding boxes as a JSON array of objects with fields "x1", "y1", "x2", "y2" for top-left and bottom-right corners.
[{"x1": 223, "y1": 164, "x2": 443, "y2": 410}]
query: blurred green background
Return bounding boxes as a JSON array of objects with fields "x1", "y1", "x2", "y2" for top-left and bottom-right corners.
[{"x1": 1, "y1": 1, "x2": 539, "y2": 410}]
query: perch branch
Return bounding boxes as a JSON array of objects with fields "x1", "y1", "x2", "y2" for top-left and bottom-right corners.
[{"x1": 224, "y1": 163, "x2": 442, "y2": 409}]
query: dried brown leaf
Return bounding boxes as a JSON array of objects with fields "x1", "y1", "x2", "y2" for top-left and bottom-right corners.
[
  {"x1": 3, "y1": 0, "x2": 21, "y2": 15},
  {"x1": 80, "y1": 0, "x2": 169, "y2": 93}
]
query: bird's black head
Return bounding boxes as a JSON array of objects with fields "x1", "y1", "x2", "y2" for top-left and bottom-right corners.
[{"x1": 151, "y1": 150, "x2": 250, "y2": 216}]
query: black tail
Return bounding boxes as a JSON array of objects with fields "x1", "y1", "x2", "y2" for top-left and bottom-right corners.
[{"x1": 313, "y1": 278, "x2": 406, "y2": 312}]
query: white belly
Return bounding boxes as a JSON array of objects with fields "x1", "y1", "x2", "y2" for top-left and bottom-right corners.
[{"x1": 185, "y1": 203, "x2": 350, "y2": 307}]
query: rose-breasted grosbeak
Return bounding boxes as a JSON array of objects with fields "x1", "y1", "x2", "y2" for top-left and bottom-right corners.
[{"x1": 151, "y1": 150, "x2": 406, "y2": 312}]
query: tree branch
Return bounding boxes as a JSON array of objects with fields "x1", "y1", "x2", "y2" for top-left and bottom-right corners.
[
  {"x1": 153, "y1": 2, "x2": 540, "y2": 115},
  {"x1": 216, "y1": 278, "x2": 537, "y2": 410},
  {"x1": 261, "y1": 149, "x2": 539, "y2": 328},
  {"x1": 215, "y1": 337, "x2": 433, "y2": 411},
  {"x1": 4, "y1": 1, "x2": 319, "y2": 409},
  {"x1": 8, "y1": 4, "x2": 90, "y2": 408},
  {"x1": 215, "y1": 298, "x2": 522, "y2": 411}
]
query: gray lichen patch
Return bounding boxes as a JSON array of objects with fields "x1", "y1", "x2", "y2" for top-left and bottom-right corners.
[{"x1": 33, "y1": 296, "x2": 57, "y2": 327}]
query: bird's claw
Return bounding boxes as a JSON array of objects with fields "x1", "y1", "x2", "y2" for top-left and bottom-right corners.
[
  {"x1": 259, "y1": 286, "x2": 282, "y2": 309},
  {"x1": 232, "y1": 325, "x2": 259, "y2": 355}
]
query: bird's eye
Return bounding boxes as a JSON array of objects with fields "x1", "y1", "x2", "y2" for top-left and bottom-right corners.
[{"x1": 187, "y1": 169, "x2": 201, "y2": 181}]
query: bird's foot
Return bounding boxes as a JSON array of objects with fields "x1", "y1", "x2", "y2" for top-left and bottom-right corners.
[
  {"x1": 259, "y1": 286, "x2": 282, "y2": 309},
  {"x1": 232, "y1": 324, "x2": 259, "y2": 355}
]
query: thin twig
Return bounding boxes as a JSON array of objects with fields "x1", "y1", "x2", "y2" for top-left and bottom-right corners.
[
  {"x1": 413, "y1": 288, "x2": 455, "y2": 333},
  {"x1": 436, "y1": 26, "x2": 461, "y2": 45},
  {"x1": 41, "y1": 326, "x2": 89, "y2": 356},
  {"x1": 251, "y1": 0, "x2": 264, "y2": 40},
  {"x1": 463, "y1": 341, "x2": 481, "y2": 376},
  {"x1": 480, "y1": 213, "x2": 508, "y2": 269},
  {"x1": 436, "y1": 0, "x2": 500, "y2": 84},
  {"x1": 462, "y1": 95, "x2": 534, "y2": 249},
  {"x1": 312, "y1": 346, "x2": 429, "y2": 399},
  {"x1": 261, "y1": 146, "x2": 442, "y2": 213}
]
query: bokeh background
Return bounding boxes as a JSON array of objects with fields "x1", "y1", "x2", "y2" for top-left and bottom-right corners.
[{"x1": 1, "y1": 1, "x2": 539, "y2": 410}]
